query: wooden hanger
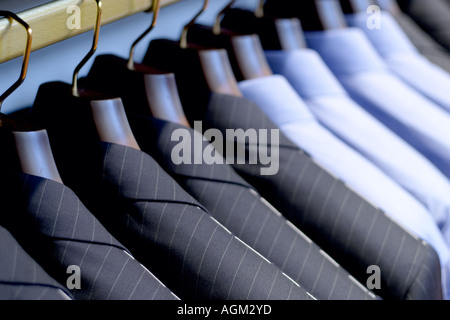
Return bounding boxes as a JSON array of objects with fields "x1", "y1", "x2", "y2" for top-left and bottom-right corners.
[
  {"x1": 182, "y1": 0, "x2": 273, "y2": 81},
  {"x1": 84, "y1": 0, "x2": 191, "y2": 127},
  {"x1": 339, "y1": 0, "x2": 376, "y2": 13},
  {"x1": 0, "y1": 11, "x2": 63, "y2": 183},
  {"x1": 264, "y1": 0, "x2": 347, "y2": 31},
  {"x1": 219, "y1": 4, "x2": 306, "y2": 50},
  {"x1": 30, "y1": 0, "x2": 141, "y2": 152},
  {"x1": 374, "y1": 0, "x2": 401, "y2": 14},
  {"x1": 143, "y1": 0, "x2": 246, "y2": 121}
]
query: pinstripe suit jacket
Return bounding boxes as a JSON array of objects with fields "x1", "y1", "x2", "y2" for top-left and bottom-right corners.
[
  {"x1": 29, "y1": 82, "x2": 316, "y2": 300},
  {"x1": 85, "y1": 52, "x2": 443, "y2": 299},
  {"x1": 0, "y1": 171, "x2": 178, "y2": 300},
  {"x1": 198, "y1": 93, "x2": 443, "y2": 300},
  {"x1": 77, "y1": 141, "x2": 315, "y2": 300},
  {"x1": 0, "y1": 225, "x2": 72, "y2": 300},
  {"x1": 397, "y1": 0, "x2": 450, "y2": 52},
  {"x1": 128, "y1": 114, "x2": 379, "y2": 300},
  {"x1": 81, "y1": 58, "x2": 376, "y2": 299},
  {"x1": 392, "y1": 10, "x2": 450, "y2": 73}
]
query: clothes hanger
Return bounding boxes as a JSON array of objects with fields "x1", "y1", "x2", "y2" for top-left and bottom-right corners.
[
  {"x1": 30, "y1": 0, "x2": 140, "y2": 151},
  {"x1": 0, "y1": 11, "x2": 63, "y2": 183},
  {"x1": 180, "y1": 0, "x2": 273, "y2": 81},
  {"x1": 219, "y1": 0, "x2": 307, "y2": 50},
  {"x1": 141, "y1": 0, "x2": 244, "y2": 122},
  {"x1": 339, "y1": 0, "x2": 376, "y2": 13},
  {"x1": 263, "y1": 0, "x2": 348, "y2": 31},
  {"x1": 374, "y1": 0, "x2": 402, "y2": 14},
  {"x1": 85, "y1": 0, "x2": 191, "y2": 128},
  {"x1": 156, "y1": 1, "x2": 272, "y2": 84}
]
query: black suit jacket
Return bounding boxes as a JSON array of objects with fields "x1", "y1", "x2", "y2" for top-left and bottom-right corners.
[
  {"x1": 197, "y1": 93, "x2": 443, "y2": 300},
  {"x1": 78, "y1": 141, "x2": 315, "y2": 300},
  {"x1": 29, "y1": 83, "x2": 315, "y2": 300},
  {"x1": 129, "y1": 114, "x2": 380, "y2": 300},
  {"x1": 392, "y1": 10, "x2": 450, "y2": 73},
  {"x1": 0, "y1": 171, "x2": 178, "y2": 300},
  {"x1": 398, "y1": 0, "x2": 450, "y2": 52},
  {"x1": 0, "y1": 225, "x2": 72, "y2": 300}
]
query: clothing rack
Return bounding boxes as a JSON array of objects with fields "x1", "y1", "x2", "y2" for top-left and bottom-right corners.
[{"x1": 0, "y1": 0, "x2": 179, "y2": 64}]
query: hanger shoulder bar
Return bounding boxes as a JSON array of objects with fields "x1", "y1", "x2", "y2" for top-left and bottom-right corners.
[{"x1": 0, "y1": 0, "x2": 179, "y2": 64}]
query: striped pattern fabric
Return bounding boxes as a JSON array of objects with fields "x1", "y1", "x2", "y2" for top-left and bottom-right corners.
[
  {"x1": 0, "y1": 225, "x2": 72, "y2": 300},
  {"x1": 0, "y1": 171, "x2": 178, "y2": 300},
  {"x1": 129, "y1": 114, "x2": 379, "y2": 300},
  {"x1": 29, "y1": 82, "x2": 314, "y2": 300},
  {"x1": 388, "y1": 11, "x2": 450, "y2": 73},
  {"x1": 202, "y1": 92, "x2": 443, "y2": 300},
  {"x1": 88, "y1": 142, "x2": 315, "y2": 300}
]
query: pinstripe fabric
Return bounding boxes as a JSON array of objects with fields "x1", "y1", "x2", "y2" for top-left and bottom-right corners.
[
  {"x1": 0, "y1": 225, "x2": 72, "y2": 300},
  {"x1": 0, "y1": 171, "x2": 178, "y2": 300},
  {"x1": 128, "y1": 114, "x2": 379, "y2": 300},
  {"x1": 202, "y1": 93, "x2": 443, "y2": 300},
  {"x1": 397, "y1": 0, "x2": 450, "y2": 52},
  {"x1": 86, "y1": 142, "x2": 314, "y2": 300},
  {"x1": 29, "y1": 82, "x2": 315, "y2": 300},
  {"x1": 382, "y1": 10, "x2": 450, "y2": 73}
]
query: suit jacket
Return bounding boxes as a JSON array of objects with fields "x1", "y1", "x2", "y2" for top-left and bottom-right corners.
[
  {"x1": 128, "y1": 114, "x2": 380, "y2": 300},
  {"x1": 0, "y1": 170, "x2": 178, "y2": 300},
  {"x1": 29, "y1": 82, "x2": 315, "y2": 300},
  {"x1": 397, "y1": 0, "x2": 450, "y2": 52},
  {"x1": 199, "y1": 92, "x2": 443, "y2": 300},
  {"x1": 391, "y1": 9, "x2": 450, "y2": 73},
  {"x1": 0, "y1": 225, "x2": 72, "y2": 300}
]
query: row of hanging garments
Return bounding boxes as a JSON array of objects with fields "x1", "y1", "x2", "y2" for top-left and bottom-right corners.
[{"x1": 2, "y1": 0, "x2": 450, "y2": 301}]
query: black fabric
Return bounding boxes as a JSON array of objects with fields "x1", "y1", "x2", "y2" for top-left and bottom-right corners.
[
  {"x1": 202, "y1": 93, "x2": 443, "y2": 300},
  {"x1": 129, "y1": 114, "x2": 380, "y2": 300},
  {"x1": 398, "y1": 0, "x2": 450, "y2": 52},
  {"x1": 263, "y1": 0, "x2": 347, "y2": 30},
  {"x1": 83, "y1": 54, "x2": 378, "y2": 300},
  {"x1": 141, "y1": 39, "x2": 444, "y2": 300},
  {"x1": 0, "y1": 225, "x2": 72, "y2": 300},
  {"x1": 392, "y1": 10, "x2": 450, "y2": 73},
  {"x1": 220, "y1": 8, "x2": 286, "y2": 50},
  {"x1": 0, "y1": 171, "x2": 178, "y2": 300},
  {"x1": 29, "y1": 86, "x2": 315, "y2": 300}
]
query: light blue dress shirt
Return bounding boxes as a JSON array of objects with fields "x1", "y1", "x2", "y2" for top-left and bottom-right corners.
[
  {"x1": 346, "y1": 11, "x2": 450, "y2": 113},
  {"x1": 264, "y1": 49, "x2": 450, "y2": 246},
  {"x1": 237, "y1": 75, "x2": 450, "y2": 298},
  {"x1": 305, "y1": 27, "x2": 450, "y2": 183}
]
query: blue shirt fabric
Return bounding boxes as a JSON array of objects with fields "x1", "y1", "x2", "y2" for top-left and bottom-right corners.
[
  {"x1": 264, "y1": 49, "x2": 450, "y2": 248},
  {"x1": 237, "y1": 75, "x2": 450, "y2": 297},
  {"x1": 304, "y1": 27, "x2": 450, "y2": 183},
  {"x1": 346, "y1": 11, "x2": 450, "y2": 114}
]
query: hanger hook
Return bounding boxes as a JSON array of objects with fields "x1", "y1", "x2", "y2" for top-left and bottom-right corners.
[
  {"x1": 0, "y1": 11, "x2": 32, "y2": 112},
  {"x1": 128, "y1": 0, "x2": 161, "y2": 70},
  {"x1": 180, "y1": 0, "x2": 209, "y2": 49},
  {"x1": 212, "y1": 0, "x2": 237, "y2": 35},
  {"x1": 255, "y1": 0, "x2": 264, "y2": 18},
  {"x1": 72, "y1": 0, "x2": 103, "y2": 97}
]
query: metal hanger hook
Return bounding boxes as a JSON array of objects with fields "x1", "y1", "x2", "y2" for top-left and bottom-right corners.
[
  {"x1": 72, "y1": 0, "x2": 103, "y2": 97},
  {"x1": 255, "y1": 0, "x2": 265, "y2": 18},
  {"x1": 212, "y1": 0, "x2": 237, "y2": 35},
  {"x1": 180, "y1": 0, "x2": 209, "y2": 49},
  {"x1": 0, "y1": 11, "x2": 33, "y2": 112},
  {"x1": 128, "y1": 0, "x2": 161, "y2": 70}
]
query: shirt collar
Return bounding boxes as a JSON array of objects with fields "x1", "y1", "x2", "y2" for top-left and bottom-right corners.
[
  {"x1": 304, "y1": 27, "x2": 387, "y2": 76},
  {"x1": 264, "y1": 48, "x2": 346, "y2": 98},
  {"x1": 238, "y1": 75, "x2": 316, "y2": 126},
  {"x1": 346, "y1": 11, "x2": 418, "y2": 58}
]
